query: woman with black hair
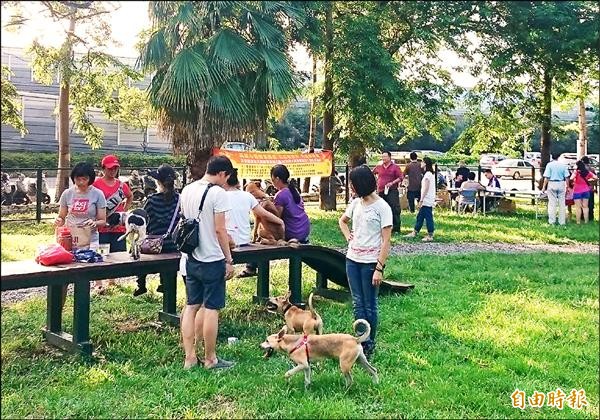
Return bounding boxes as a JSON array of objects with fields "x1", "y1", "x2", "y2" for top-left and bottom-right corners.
[
  {"x1": 133, "y1": 164, "x2": 181, "y2": 296},
  {"x1": 55, "y1": 162, "x2": 108, "y2": 248},
  {"x1": 338, "y1": 165, "x2": 392, "y2": 359},
  {"x1": 270, "y1": 164, "x2": 311, "y2": 242},
  {"x1": 405, "y1": 157, "x2": 436, "y2": 242},
  {"x1": 571, "y1": 160, "x2": 598, "y2": 224}
]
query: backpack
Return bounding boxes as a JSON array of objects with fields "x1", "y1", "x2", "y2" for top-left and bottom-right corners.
[{"x1": 173, "y1": 183, "x2": 214, "y2": 254}]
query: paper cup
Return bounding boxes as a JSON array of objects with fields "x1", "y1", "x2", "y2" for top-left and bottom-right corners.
[{"x1": 228, "y1": 337, "x2": 238, "y2": 345}]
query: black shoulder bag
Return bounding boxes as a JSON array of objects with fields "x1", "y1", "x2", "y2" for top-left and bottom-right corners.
[{"x1": 173, "y1": 183, "x2": 214, "y2": 254}]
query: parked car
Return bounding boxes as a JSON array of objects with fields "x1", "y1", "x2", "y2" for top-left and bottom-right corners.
[
  {"x1": 491, "y1": 159, "x2": 535, "y2": 179},
  {"x1": 221, "y1": 141, "x2": 252, "y2": 151},
  {"x1": 412, "y1": 150, "x2": 445, "y2": 158},
  {"x1": 524, "y1": 152, "x2": 541, "y2": 166},
  {"x1": 480, "y1": 154, "x2": 507, "y2": 167},
  {"x1": 558, "y1": 153, "x2": 578, "y2": 167}
]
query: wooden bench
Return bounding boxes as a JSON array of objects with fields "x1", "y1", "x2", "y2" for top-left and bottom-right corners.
[
  {"x1": 1, "y1": 252, "x2": 181, "y2": 355},
  {"x1": 1, "y1": 245, "x2": 412, "y2": 355}
]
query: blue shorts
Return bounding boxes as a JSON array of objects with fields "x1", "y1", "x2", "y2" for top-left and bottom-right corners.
[
  {"x1": 573, "y1": 191, "x2": 590, "y2": 200},
  {"x1": 185, "y1": 257, "x2": 226, "y2": 309}
]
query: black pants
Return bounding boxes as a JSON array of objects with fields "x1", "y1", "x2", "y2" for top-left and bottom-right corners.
[
  {"x1": 379, "y1": 189, "x2": 401, "y2": 232},
  {"x1": 589, "y1": 190, "x2": 595, "y2": 221},
  {"x1": 407, "y1": 190, "x2": 420, "y2": 213}
]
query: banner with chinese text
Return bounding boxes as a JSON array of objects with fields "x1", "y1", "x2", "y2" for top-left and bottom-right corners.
[{"x1": 213, "y1": 148, "x2": 333, "y2": 179}]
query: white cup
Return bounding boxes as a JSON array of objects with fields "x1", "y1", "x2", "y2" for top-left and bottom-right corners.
[{"x1": 228, "y1": 337, "x2": 238, "y2": 345}]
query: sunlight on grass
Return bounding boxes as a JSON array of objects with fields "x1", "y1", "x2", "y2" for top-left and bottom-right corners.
[
  {"x1": 441, "y1": 292, "x2": 592, "y2": 349},
  {"x1": 83, "y1": 366, "x2": 115, "y2": 387}
]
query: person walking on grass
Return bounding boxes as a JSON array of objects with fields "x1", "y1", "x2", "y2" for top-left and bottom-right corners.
[
  {"x1": 338, "y1": 165, "x2": 392, "y2": 359},
  {"x1": 133, "y1": 164, "x2": 180, "y2": 296},
  {"x1": 403, "y1": 151, "x2": 423, "y2": 213},
  {"x1": 405, "y1": 157, "x2": 436, "y2": 242},
  {"x1": 541, "y1": 152, "x2": 570, "y2": 226},
  {"x1": 93, "y1": 154, "x2": 132, "y2": 292},
  {"x1": 570, "y1": 160, "x2": 598, "y2": 225},
  {"x1": 582, "y1": 156, "x2": 597, "y2": 221},
  {"x1": 372, "y1": 151, "x2": 403, "y2": 233},
  {"x1": 180, "y1": 155, "x2": 235, "y2": 370}
]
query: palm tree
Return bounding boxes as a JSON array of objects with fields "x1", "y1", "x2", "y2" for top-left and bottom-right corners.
[{"x1": 138, "y1": 1, "x2": 303, "y2": 165}]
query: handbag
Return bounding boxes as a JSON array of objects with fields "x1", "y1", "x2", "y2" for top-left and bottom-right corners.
[
  {"x1": 173, "y1": 183, "x2": 213, "y2": 255},
  {"x1": 140, "y1": 195, "x2": 181, "y2": 254}
]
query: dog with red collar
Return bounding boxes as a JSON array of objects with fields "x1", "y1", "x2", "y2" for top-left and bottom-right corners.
[{"x1": 260, "y1": 319, "x2": 378, "y2": 388}]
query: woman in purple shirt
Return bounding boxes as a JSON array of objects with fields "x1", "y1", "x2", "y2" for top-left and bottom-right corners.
[
  {"x1": 271, "y1": 164, "x2": 311, "y2": 242},
  {"x1": 237, "y1": 164, "x2": 310, "y2": 278}
]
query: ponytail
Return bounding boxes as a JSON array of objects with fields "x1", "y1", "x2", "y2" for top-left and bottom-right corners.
[
  {"x1": 160, "y1": 178, "x2": 175, "y2": 202},
  {"x1": 289, "y1": 179, "x2": 301, "y2": 204}
]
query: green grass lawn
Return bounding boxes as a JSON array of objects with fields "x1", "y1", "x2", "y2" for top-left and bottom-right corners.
[{"x1": 1, "y1": 208, "x2": 598, "y2": 418}]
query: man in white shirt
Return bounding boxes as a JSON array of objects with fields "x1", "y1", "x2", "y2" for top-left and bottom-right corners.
[
  {"x1": 180, "y1": 155, "x2": 235, "y2": 370},
  {"x1": 223, "y1": 169, "x2": 284, "y2": 246},
  {"x1": 541, "y1": 152, "x2": 570, "y2": 225}
]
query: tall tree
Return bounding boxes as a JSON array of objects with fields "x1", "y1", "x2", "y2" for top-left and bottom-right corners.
[
  {"x1": 1, "y1": 66, "x2": 27, "y2": 136},
  {"x1": 4, "y1": 1, "x2": 140, "y2": 199},
  {"x1": 138, "y1": 1, "x2": 303, "y2": 169},
  {"x1": 112, "y1": 85, "x2": 156, "y2": 153},
  {"x1": 454, "y1": 1, "x2": 599, "y2": 169}
]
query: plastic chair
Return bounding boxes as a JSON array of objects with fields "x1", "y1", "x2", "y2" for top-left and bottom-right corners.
[{"x1": 457, "y1": 189, "x2": 478, "y2": 214}]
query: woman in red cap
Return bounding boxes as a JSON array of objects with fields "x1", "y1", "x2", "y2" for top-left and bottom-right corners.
[{"x1": 93, "y1": 154, "x2": 133, "y2": 292}]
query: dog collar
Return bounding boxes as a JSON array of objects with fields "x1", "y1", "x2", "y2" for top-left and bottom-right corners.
[
  {"x1": 289, "y1": 334, "x2": 310, "y2": 363},
  {"x1": 282, "y1": 303, "x2": 293, "y2": 315}
]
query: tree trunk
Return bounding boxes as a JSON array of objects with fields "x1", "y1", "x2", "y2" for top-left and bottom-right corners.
[
  {"x1": 55, "y1": 15, "x2": 76, "y2": 202},
  {"x1": 302, "y1": 56, "x2": 318, "y2": 193},
  {"x1": 577, "y1": 94, "x2": 587, "y2": 159},
  {"x1": 255, "y1": 125, "x2": 267, "y2": 149},
  {"x1": 319, "y1": 2, "x2": 336, "y2": 211},
  {"x1": 349, "y1": 144, "x2": 367, "y2": 168},
  {"x1": 188, "y1": 147, "x2": 212, "y2": 181},
  {"x1": 539, "y1": 69, "x2": 552, "y2": 173}
]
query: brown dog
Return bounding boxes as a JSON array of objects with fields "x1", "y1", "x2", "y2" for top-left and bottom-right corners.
[
  {"x1": 260, "y1": 319, "x2": 379, "y2": 388},
  {"x1": 266, "y1": 292, "x2": 323, "y2": 335},
  {"x1": 244, "y1": 181, "x2": 287, "y2": 246}
]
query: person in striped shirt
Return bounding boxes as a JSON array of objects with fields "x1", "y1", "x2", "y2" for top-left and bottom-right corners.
[{"x1": 133, "y1": 164, "x2": 181, "y2": 296}]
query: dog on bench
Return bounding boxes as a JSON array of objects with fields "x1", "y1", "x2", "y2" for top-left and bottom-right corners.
[
  {"x1": 114, "y1": 209, "x2": 148, "y2": 260},
  {"x1": 244, "y1": 181, "x2": 292, "y2": 246},
  {"x1": 266, "y1": 291, "x2": 323, "y2": 335},
  {"x1": 260, "y1": 319, "x2": 379, "y2": 388}
]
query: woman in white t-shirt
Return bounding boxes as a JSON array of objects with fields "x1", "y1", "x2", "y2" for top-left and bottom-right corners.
[
  {"x1": 338, "y1": 165, "x2": 392, "y2": 359},
  {"x1": 405, "y1": 157, "x2": 436, "y2": 242}
]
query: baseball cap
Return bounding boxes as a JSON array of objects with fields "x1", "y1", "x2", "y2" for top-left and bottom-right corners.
[
  {"x1": 101, "y1": 155, "x2": 120, "y2": 169},
  {"x1": 147, "y1": 164, "x2": 176, "y2": 182}
]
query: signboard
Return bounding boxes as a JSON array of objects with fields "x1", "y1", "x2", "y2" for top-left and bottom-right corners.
[{"x1": 213, "y1": 148, "x2": 333, "y2": 179}]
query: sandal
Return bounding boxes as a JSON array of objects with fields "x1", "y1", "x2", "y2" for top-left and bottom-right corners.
[
  {"x1": 205, "y1": 358, "x2": 235, "y2": 370},
  {"x1": 422, "y1": 236, "x2": 434, "y2": 242},
  {"x1": 236, "y1": 270, "x2": 257, "y2": 278}
]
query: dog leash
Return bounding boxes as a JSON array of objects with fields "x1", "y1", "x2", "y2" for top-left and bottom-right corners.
[{"x1": 289, "y1": 334, "x2": 310, "y2": 364}]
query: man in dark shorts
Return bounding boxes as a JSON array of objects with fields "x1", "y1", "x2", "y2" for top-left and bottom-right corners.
[{"x1": 179, "y1": 156, "x2": 235, "y2": 370}]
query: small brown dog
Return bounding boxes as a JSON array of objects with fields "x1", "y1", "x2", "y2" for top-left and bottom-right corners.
[
  {"x1": 260, "y1": 319, "x2": 379, "y2": 388},
  {"x1": 244, "y1": 181, "x2": 287, "y2": 246},
  {"x1": 266, "y1": 292, "x2": 323, "y2": 335}
]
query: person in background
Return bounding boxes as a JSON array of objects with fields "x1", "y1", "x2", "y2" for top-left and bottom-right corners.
[
  {"x1": 484, "y1": 168, "x2": 501, "y2": 189},
  {"x1": 454, "y1": 161, "x2": 471, "y2": 188},
  {"x1": 224, "y1": 168, "x2": 284, "y2": 247},
  {"x1": 582, "y1": 156, "x2": 596, "y2": 221},
  {"x1": 338, "y1": 165, "x2": 392, "y2": 359},
  {"x1": 133, "y1": 164, "x2": 181, "y2": 296},
  {"x1": 372, "y1": 151, "x2": 403, "y2": 233},
  {"x1": 405, "y1": 157, "x2": 437, "y2": 242},
  {"x1": 460, "y1": 172, "x2": 486, "y2": 192},
  {"x1": 483, "y1": 168, "x2": 502, "y2": 211},
  {"x1": 93, "y1": 154, "x2": 132, "y2": 292},
  {"x1": 541, "y1": 152, "x2": 570, "y2": 226},
  {"x1": 565, "y1": 177, "x2": 575, "y2": 221},
  {"x1": 180, "y1": 155, "x2": 234, "y2": 370},
  {"x1": 570, "y1": 160, "x2": 598, "y2": 224},
  {"x1": 403, "y1": 151, "x2": 423, "y2": 213}
]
